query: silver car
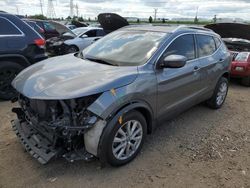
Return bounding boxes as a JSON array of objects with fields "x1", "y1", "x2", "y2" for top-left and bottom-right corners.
[
  {"x1": 64, "y1": 27, "x2": 106, "y2": 53},
  {"x1": 11, "y1": 25, "x2": 231, "y2": 166}
]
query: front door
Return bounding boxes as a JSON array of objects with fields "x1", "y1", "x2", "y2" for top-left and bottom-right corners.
[{"x1": 156, "y1": 34, "x2": 203, "y2": 119}]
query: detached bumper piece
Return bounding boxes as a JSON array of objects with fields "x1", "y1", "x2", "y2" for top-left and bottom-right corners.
[{"x1": 12, "y1": 120, "x2": 61, "y2": 164}]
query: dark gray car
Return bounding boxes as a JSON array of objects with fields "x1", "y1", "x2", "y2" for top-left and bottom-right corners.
[{"x1": 11, "y1": 25, "x2": 231, "y2": 166}]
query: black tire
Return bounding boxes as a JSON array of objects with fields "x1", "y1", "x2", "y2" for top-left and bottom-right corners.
[
  {"x1": 98, "y1": 110, "x2": 147, "y2": 166},
  {"x1": 0, "y1": 61, "x2": 24, "y2": 100},
  {"x1": 206, "y1": 77, "x2": 229, "y2": 109},
  {"x1": 67, "y1": 45, "x2": 79, "y2": 54},
  {"x1": 241, "y1": 76, "x2": 250, "y2": 87}
]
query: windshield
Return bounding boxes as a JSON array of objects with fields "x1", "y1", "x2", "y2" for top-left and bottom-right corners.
[
  {"x1": 72, "y1": 27, "x2": 89, "y2": 36},
  {"x1": 235, "y1": 52, "x2": 249, "y2": 61},
  {"x1": 82, "y1": 30, "x2": 166, "y2": 66}
]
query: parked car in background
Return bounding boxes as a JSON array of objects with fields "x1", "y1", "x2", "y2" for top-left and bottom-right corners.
[
  {"x1": 64, "y1": 27, "x2": 106, "y2": 53},
  {"x1": 230, "y1": 52, "x2": 250, "y2": 86},
  {"x1": 0, "y1": 12, "x2": 47, "y2": 100},
  {"x1": 11, "y1": 25, "x2": 231, "y2": 166},
  {"x1": 46, "y1": 13, "x2": 129, "y2": 56},
  {"x1": 29, "y1": 19, "x2": 60, "y2": 39},
  {"x1": 66, "y1": 24, "x2": 77, "y2": 30},
  {"x1": 22, "y1": 19, "x2": 45, "y2": 37}
]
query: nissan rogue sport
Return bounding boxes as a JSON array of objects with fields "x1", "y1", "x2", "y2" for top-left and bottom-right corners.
[{"x1": 11, "y1": 25, "x2": 231, "y2": 166}]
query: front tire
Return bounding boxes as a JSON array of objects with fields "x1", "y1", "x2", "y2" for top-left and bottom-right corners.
[
  {"x1": 206, "y1": 77, "x2": 229, "y2": 109},
  {"x1": 99, "y1": 110, "x2": 147, "y2": 166},
  {"x1": 0, "y1": 61, "x2": 24, "y2": 100}
]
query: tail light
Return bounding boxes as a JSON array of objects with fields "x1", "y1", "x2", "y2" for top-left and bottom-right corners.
[{"x1": 34, "y1": 38, "x2": 46, "y2": 48}]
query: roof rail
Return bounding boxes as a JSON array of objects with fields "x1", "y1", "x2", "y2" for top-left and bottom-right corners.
[{"x1": 173, "y1": 25, "x2": 212, "y2": 32}]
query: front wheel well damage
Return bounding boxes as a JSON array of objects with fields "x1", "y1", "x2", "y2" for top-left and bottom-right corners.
[{"x1": 109, "y1": 102, "x2": 154, "y2": 135}]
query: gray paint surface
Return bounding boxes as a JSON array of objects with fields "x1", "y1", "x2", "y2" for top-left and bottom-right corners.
[
  {"x1": 12, "y1": 26, "x2": 231, "y2": 122},
  {"x1": 12, "y1": 54, "x2": 138, "y2": 100}
]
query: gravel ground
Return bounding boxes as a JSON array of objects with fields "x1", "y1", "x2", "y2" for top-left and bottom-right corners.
[{"x1": 0, "y1": 82, "x2": 250, "y2": 188}]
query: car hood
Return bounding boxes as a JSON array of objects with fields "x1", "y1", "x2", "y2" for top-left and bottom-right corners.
[
  {"x1": 98, "y1": 13, "x2": 129, "y2": 34},
  {"x1": 205, "y1": 23, "x2": 250, "y2": 40},
  {"x1": 12, "y1": 54, "x2": 138, "y2": 100}
]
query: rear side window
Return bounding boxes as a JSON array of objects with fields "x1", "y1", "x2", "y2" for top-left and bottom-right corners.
[
  {"x1": 85, "y1": 30, "x2": 97, "y2": 37},
  {"x1": 0, "y1": 17, "x2": 22, "y2": 35},
  {"x1": 214, "y1": 37, "x2": 221, "y2": 48},
  {"x1": 197, "y1": 35, "x2": 216, "y2": 57},
  {"x1": 163, "y1": 34, "x2": 195, "y2": 61}
]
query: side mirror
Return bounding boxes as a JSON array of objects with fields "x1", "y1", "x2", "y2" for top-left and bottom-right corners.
[
  {"x1": 81, "y1": 34, "x2": 88, "y2": 38},
  {"x1": 159, "y1": 55, "x2": 187, "y2": 69}
]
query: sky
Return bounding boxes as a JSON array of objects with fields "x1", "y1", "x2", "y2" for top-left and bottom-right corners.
[{"x1": 1, "y1": 0, "x2": 250, "y2": 20}]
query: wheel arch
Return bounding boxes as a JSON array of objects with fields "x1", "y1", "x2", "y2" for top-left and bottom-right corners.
[
  {"x1": 0, "y1": 54, "x2": 30, "y2": 68},
  {"x1": 108, "y1": 101, "x2": 155, "y2": 135}
]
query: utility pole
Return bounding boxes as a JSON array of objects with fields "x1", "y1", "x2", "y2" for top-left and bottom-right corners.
[
  {"x1": 75, "y1": 3, "x2": 79, "y2": 18},
  {"x1": 154, "y1": 8, "x2": 158, "y2": 21},
  {"x1": 70, "y1": 0, "x2": 74, "y2": 18},
  {"x1": 16, "y1": 5, "x2": 19, "y2": 15},
  {"x1": 47, "y1": 0, "x2": 56, "y2": 19}
]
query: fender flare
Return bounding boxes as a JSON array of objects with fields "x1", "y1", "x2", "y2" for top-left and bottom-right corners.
[{"x1": 0, "y1": 54, "x2": 31, "y2": 67}]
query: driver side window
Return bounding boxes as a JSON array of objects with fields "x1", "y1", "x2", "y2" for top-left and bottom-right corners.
[{"x1": 161, "y1": 34, "x2": 195, "y2": 61}]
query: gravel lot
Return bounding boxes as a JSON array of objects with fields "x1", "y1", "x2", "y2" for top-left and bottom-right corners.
[{"x1": 0, "y1": 81, "x2": 250, "y2": 188}]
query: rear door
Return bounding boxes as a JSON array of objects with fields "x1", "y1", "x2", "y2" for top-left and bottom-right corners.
[
  {"x1": 196, "y1": 34, "x2": 226, "y2": 92},
  {"x1": 156, "y1": 34, "x2": 203, "y2": 118}
]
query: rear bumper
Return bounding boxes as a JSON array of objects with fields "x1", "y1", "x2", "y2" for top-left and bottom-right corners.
[{"x1": 12, "y1": 119, "x2": 61, "y2": 164}]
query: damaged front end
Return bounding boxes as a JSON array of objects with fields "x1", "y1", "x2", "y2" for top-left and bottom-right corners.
[{"x1": 12, "y1": 94, "x2": 106, "y2": 164}]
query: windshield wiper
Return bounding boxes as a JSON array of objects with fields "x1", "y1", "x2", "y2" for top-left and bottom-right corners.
[{"x1": 85, "y1": 57, "x2": 116, "y2": 66}]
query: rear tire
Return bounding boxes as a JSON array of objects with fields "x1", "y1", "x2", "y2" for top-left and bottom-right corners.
[
  {"x1": 206, "y1": 77, "x2": 229, "y2": 109},
  {"x1": 0, "y1": 61, "x2": 24, "y2": 100},
  {"x1": 241, "y1": 76, "x2": 250, "y2": 87},
  {"x1": 99, "y1": 110, "x2": 147, "y2": 166}
]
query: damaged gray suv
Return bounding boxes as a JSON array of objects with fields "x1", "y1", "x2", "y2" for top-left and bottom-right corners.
[{"x1": 11, "y1": 25, "x2": 231, "y2": 166}]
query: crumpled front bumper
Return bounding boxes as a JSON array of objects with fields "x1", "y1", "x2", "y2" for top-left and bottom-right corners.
[{"x1": 11, "y1": 119, "x2": 61, "y2": 164}]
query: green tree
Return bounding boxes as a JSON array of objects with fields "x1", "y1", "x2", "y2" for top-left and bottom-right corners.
[
  {"x1": 149, "y1": 16, "x2": 153, "y2": 23},
  {"x1": 162, "y1": 18, "x2": 166, "y2": 23},
  {"x1": 66, "y1": 16, "x2": 72, "y2": 20},
  {"x1": 29, "y1": 14, "x2": 47, "y2": 20},
  {"x1": 78, "y1": 16, "x2": 84, "y2": 22},
  {"x1": 137, "y1": 18, "x2": 140, "y2": 23}
]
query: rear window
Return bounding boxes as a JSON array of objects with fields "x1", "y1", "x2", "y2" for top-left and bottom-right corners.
[
  {"x1": 235, "y1": 52, "x2": 249, "y2": 61},
  {"x1": 0, "y1": 17, "x2": 22, "y2": 35},
  {"x1": 43, "y1": 22, "x2": 56, "y2": 32},
  {"x1": 197, "y1": 35, "x2": 216, "y2": 57}
]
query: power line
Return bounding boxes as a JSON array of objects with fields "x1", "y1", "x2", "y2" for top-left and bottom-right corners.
[
  {"x1": 47, "y1": 0, "x2": 56, "y2": 18},
  {"x1": 39, "y1": 0, "x2": 44, "y2": 15},
  {"x1": 154, "y1": 8, "x2": 158, "y2": 21},
  {"x1": 70, "y1": 0, "x2": 74, "y2": 17}
]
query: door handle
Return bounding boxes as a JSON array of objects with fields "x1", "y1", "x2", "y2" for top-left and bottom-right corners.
[
  {"x1": 219, "y1": 58, "x2": 225, "y2": 62},
  {"x1": 193, "y1": 66, "x2": 200, "y2": 72}
]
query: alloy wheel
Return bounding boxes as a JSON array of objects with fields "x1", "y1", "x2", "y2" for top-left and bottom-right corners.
[{"x1": 112, "y1": 120, "x2": 143, "y2": 161}]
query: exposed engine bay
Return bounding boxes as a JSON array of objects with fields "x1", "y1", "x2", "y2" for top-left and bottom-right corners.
[{"x1": 12, "y1": 94, "x2": 106, "y2": 164}]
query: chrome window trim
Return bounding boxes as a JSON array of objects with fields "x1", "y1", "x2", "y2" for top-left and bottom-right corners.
[
  {"x1": 155, "y1": 32, "x2": 223, "y2": 67},
  {"x1": 0, "y1": 16, "x2": 25, "y2": 37}
]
